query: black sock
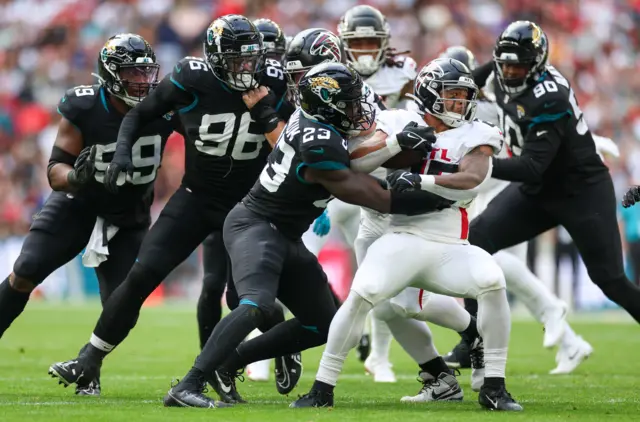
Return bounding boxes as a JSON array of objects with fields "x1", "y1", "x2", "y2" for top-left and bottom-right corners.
[
  {"x1": 194, "y1": 304, "x2": 264, "y2": 375},
  {"x1": 196, "y1": 283, "x2": 224, "y2": 350},
  {"x1": 312, "y1": 380, "x2": 334, "y2": 394},
  {"x1": 459, "y1": 316, "x2": 479, "y2": 344},
  {"x1": 483, "y1": 377, "x2": 505, "y2": 389},
  {"x1": 464, "y1": 298, "x2": 478, "y2": 318},
  {"x1": 0, "y1": 277, "x2": 31, "y2": 339},
  {"x1": 419, "y1": 356, "x2": 450, "y2": 377},
  {"x1": 224, "y1": 318, "x2": 326, "y2": 372}
]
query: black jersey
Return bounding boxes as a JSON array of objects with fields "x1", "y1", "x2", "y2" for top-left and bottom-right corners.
[
  {"x1": 244, "y1": 109, "x2": 350, "y2": 239},
  {"x1": 56, "y1": 84, "x2": 175, "y2": 228},
  {"x1": 491, "y1": 65, "x2": 608, "y2": 196},
  {"x1": 166, "y1": 56, "x2": 292, "y2": 209}
]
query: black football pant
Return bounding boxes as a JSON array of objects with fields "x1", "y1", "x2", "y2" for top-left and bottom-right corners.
[
  {"x1": 465, "y1": 178, "x2": 640, "y2": 324},
  {"x1": 198, "y1": 232, "x2": 285, "y2": 349},
  {"x1": 0, "y1": 191, "x2": 146, "y2": 338},
  {"x1": 92, "y1": 186, "x2": 229, "y2": 347},
  {"x1": 193, "y1": 203, "x2": 337, "y2": 374}
]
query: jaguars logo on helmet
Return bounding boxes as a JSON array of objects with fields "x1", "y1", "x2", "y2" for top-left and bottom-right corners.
[{"x1": 309, "y1": 77, "x2": 341, "y2": 103}]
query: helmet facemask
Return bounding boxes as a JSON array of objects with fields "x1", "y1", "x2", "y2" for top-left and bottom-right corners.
[
  {"x1": 205, "y1": 44, "x2": 266, "y2": 91},
  {"x1": 99, "y1": 56, "x2": 159, "y2": 108},
  {"x1": 341, "y1": 32, "x2": 389, "y2": 77},
  {"x1": 412, "y1": 78, "x2": 478, "y2": 129}
]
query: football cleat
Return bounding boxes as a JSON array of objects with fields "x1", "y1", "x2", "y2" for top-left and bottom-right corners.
[
  {"x1": 549, "y1": 336, "x2": 593, "y2": 375},
  {"x1": 164, "y1": 379, "x2": 232, "y2": 409},
  {"x1": 364, "y1": 355, "x2": 396, "y2": 383},
  {"x1": 469, "y1": 337, "x2": 485, "y2": 392},
  {"x1": 356, "y1": 334, "x2": 371, "y2": 362},
  {"x1": 478, "y1": 385, "x2": 523, "y2": 411},
  {"x1": 289, "y1": 389, "x2": 334, "y2": 408},
  {"x1": 48, "y1": 358, "x2": 98, "y2": 388},
  {"x1": 400, "y1": 371, "x2": 463, "y2": 403},
  {"x1": 275, "y1": 352, "x2": 302, "y2": 395},
  {"x1": 443, "y1": 340, "x2": 471, "y2": 369},
  {"x1": 76, "y1": 377, "x2": 101, "y2": 396},
  {"x1": 209, "y1": 369, "x2": 246, "y2": 404}
]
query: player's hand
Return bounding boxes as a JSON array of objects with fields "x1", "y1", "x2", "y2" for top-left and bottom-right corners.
[
  {"x1": 396, "y1": 122, "x2": 436, "y2": 156},
  {"x1": 242, "y1": 86, "x2": 271, "y2": 110},
  {"x1": 386, "y1": 170, "x2": 421, "y2": 193},
  {"x1": 312, "y1": 210, "x2": 331, "y2": 237},
  {"x1": 67, "y1": 145, "x2": 97, "y2": 189},
  {"x1": 105, "y1": 149, "x2": 135, "y2": 194},
  {"x1": 622, "y1": 186, "x2": 640, "y2": 208}
]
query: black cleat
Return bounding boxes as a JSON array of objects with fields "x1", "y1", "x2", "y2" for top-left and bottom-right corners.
[
  {"x1": 76, "y1": 377, "x2": 101, "y2": 396},
  {"x1": 209, "y1": 369, "x2": 246, "y2": 404},
  {"x1": 356, "y1": 334, "x2": 371, "y2": 362},
  {"x1": 164, "y1": 379, "x2": 232, "y2": 409},
  {"x1": 275, "y1": 352, "x2": 303, "y2": 395},
  {"x1": 290, "y1": 389, "x2": 334, "y2": 408},
  {"x1": 443, "y1": 340, "x2": 471, "y2": 369},
  {"x1": 49, "y1": 358, "x2": 98, "y2": 388},
  {"x1": 479, "y1": 385, "x2": 523, "y2": 411}
]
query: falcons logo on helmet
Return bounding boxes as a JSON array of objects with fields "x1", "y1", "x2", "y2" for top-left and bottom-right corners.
[{"x1": 309, "y1": 32, "x2": 342, "y2": 62}]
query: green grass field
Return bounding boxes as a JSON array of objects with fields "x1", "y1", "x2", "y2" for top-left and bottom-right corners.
[{"x1": 0, "y1": 302, "x2": 639, "y2": 421}]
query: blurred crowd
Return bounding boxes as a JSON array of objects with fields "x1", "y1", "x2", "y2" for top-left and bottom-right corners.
[{"x1": 1, "y1": 0, "x2": 639, "y2": 295}]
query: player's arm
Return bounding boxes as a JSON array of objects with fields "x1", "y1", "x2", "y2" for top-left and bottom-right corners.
[
  {"x1": 350, "y1": 122, "x2": 436, "y2": 173},
  {"x1": 47, "y1": 117, "x2": 83, "y2": 192},
  {"x1": 472, "y1": 62, "x2": 493, "y2": 88},
  {"x1": 243, "y1": 86, "x2": 291, "y2": 148}
]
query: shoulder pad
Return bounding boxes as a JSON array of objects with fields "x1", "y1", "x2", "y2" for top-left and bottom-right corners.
[
  {"x1": 261, "y1": 58, "x2": 288, "y2": 98},
  {"x1": 171, "y1": 56, "x2": 211, "y2": 92},
  {"x1": 57, "y1": 84, "x2": 102, "y2": 124},
  {"x1": 467, "y1": 120, "x2": 503, "y2": 154},
  {"x1": 385, "y1": 55, "x2": 418, "y2": 81}
]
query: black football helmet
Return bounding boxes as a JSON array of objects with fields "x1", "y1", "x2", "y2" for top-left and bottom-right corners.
[
  {"x1": 337, "y1": 5, "x2": 390, "y2": 77},
  {"x1": 204, "y1": 15, "x2": 266, "y2": 91},
  {"x1": 439, "y1": 46, "x2": 478, "y2": 71},
  {"x1": 285, "y1": 28, "x2": 344, "y2": 103},
  {"x1": 298, "y1": 62, "x2": 375, "y2": 134},
  {"x1": 493, "y1": 20, "x2": 549, "y2": 95},
  {"x1": 253, "y1": 18, "x2": 286, "y2": 64},
  {"x1": 410, "y1": 58, "x2": 478, "y2": 128},
  {"x1": 96, "y1": 33, "x2": 159, "y2": 108}
]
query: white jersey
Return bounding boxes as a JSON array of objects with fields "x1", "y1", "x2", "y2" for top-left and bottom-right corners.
[
  {"x1": 365, "y1": 56, "x2": 417, "y2": 108},
  {"x1": 388, "y1": 119, "x2": 503, "y2": 244}
]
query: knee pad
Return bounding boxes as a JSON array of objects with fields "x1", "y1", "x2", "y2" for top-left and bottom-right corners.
[
  {"x1": 472, "y1": 260, "x2": 506, "y2": 296},
  {"x1": 13, "y1": 253, "x2": 44, "y2": 287}
]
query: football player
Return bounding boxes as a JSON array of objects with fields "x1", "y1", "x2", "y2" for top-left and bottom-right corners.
[
  {"x1": 464, "y1": 22, "x2": 640, "y2": 332},
  {"x1": 0, "y1": 34, "x2": 175, "y2": 396},
  {"x1": 48, "y1": 15, "x2": 296, "y2": 399},
  {"x1": 440, "y1": 46, "x2": 593, "y2": 375},
  {"x1": 254, "y1": 18, "x2": 287, "y2": 64},
  {"x1": 162, "y1": 62, "x2": 450, "y2": 407},
  {"x1": 292, "y1": 58, "x2": 522, "y2": 411}
]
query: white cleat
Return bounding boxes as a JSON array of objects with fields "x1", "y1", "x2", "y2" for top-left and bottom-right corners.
[
  {"x1": 549, "y1": 336, "x2": 593, "y2": 375},
  {"x1": 246, "y1": 359, "x2": 270, "y2": 382},
  {"x1": 364, "y1": 356, "x2": 397, "y2": 383},
  {"x1": 401, "y1": 371, "x2": 463, "y2": 403},
  {"x1": 542, "y1": 303, "x2": 568, "y2": 348}
]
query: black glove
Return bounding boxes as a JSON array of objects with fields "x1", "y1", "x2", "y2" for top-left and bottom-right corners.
[
  {"x1": 396, "y1": 122, "x2": 437, "y2": 156},
  {"x1": 250, "y1": 88, "x2": 281, "y2": 133},
  {"x1": 105, "y1": 145, "x2": 135, "y2": 194},
  {"x1": 622, "y1": 186, "x2": 640, "y2": 208},
  {"x1": 386, "y1": 170, "x2": 421, "y2": 193},
  {"x1": 67, "y1": 146, "x2": 96, "y2": 189}
]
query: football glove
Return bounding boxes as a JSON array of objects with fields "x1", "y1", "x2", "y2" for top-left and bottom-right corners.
[
  {"x1": 67, "y1": 145, "x2": 97, "y2": 189},
  {"x1": 622, "y1": 186, "x2": 640, "y2": 208},
  {"x1": 312, "y1": 210, "x2": 331, "y2": 237},
  {"x1": 386, "y1": 170, "x2": 421, "y2": 193},
  {"x1": 396, "y1": 122, "x2": 437, "y2": 156},
  {"x1": 105, "y1": 146, "x2": 136, "y2": 194}
]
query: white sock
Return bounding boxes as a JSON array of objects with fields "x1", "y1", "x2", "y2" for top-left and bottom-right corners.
[
  {"x1": 316, "y1": 292, "x2": 373, "y2": 386},
  {"x1": 494, "y1": 250, "x2": 562, "y2": 322},
  {"x1": 477, "y1": 289, "x2": 510, "y2": 379},
  {"x1": 90, "y1": 333, "x2": 115, "y2": 353},
  {"x1": 561, "y1": 322, "x2": 579, "y2": 348},
  {"x1": 417, "y1": 293, "x2": 471, "y2": 332},
  {"x1": 370, "y1": 316, "x2": 392, "y2": 362}
]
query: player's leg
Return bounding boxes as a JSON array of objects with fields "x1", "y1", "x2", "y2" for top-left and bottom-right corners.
[
  {"x1": 291, "y1": 233, "x2": 420, "y2": 408},
  {"x1": 166, "y1": 204, "x2": 287, "y2": 406},
  {"x1": 198, "y1": 232, "x2": 229, "y2": 349},
  {"x1": 49, "y1": 187, "x2": 213, "y2": 387},
  {"x1": 417, "y1": 242, "x2": 522, "y2": 411},
  {"x1": 557, "y1": 177, "x2": 640, "y2": 323},
  {"x1": 0, "y1": 192, "x2": 95, "y2": 338}
]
